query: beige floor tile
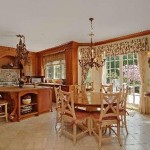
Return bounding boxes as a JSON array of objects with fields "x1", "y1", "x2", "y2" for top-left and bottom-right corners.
[
  {"x1": 125, "y1": 144, "x2": 146, "y2": 150},
  {"x1": 0, "y1": 104, "x2": 150, "y2": 150}
]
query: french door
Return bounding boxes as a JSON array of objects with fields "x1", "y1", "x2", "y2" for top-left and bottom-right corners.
[{"x1": 104, "y1": 53, "x2": 140, "y2": 108}]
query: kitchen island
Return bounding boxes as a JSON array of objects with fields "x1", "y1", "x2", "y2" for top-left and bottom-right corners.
[{"x1": 0, "y1": 85, "x2": 52, "y2": 122}]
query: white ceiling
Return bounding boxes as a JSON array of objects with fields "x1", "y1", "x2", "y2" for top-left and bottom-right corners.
[{"x1": 0, "y1": 0, "x2": 150, "y2": 52}]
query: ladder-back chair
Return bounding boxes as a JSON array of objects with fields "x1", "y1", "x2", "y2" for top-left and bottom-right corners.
[
  {"x1": 0, "y1": 100, "x2": 8, "y2": 122},
  {"x1": 60, "y1": 90, "x2": 91, "y2": 145},
  {"x1": 54, "y1": 86, "x2": 62, "y2": 129},
  {"x1": 100, "y1": 83, "x2": 113, "y2": 93},
  {"x1": 119, "y1": 86, "x2": 129, "y2": 134},
  {"x1": 91, "y1": 91, "x2": 122, "y2": 149}
]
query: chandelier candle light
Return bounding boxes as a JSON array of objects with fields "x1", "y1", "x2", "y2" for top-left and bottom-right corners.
[{"x1": 79, "y1": 18, "x2": 106, "y2": 69}]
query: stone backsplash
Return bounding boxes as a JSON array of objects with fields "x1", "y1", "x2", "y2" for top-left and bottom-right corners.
[{"x1": 0, "y1": 69, "x2": 20, "y2": 84}]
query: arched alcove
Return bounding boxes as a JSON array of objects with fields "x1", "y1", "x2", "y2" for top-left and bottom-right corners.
[{"x1": 0, "y1": 55, "x2": 15, "y2": 68}]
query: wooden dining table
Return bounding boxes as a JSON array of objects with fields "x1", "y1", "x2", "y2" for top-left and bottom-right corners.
[
  {"x1": 73, "y1": 91, "x2": 118, "y2": 111},
  {"x1": 73, "y1": 91, "x2": 102, "y2": 111}
]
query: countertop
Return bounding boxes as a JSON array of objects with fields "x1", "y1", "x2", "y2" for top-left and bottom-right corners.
[{"x1": 0, "y1": 85, "x2": 52, "y2": 92}]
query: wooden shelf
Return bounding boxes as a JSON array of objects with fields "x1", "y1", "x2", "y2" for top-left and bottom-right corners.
[
  {"x1": 19, "y1": 93, "x2": 38, "y2": 120},
  {"x1": 21, "y1": 102, "x2": 37, "y2": 107}
]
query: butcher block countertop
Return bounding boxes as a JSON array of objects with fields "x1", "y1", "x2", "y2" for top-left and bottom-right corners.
[{"x1": 0, "y1": 85, "x2": 52, "y2": 92}]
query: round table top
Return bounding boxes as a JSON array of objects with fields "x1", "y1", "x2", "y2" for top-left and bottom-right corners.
[{"x1": 74, "y1": 91, "x2": 102, "y2": 107}]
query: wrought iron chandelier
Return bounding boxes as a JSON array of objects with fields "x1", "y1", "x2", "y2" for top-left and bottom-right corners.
[
  {"x1": 79, "y1": 18, "x2": 106, "y2": 69},
  {"x1": 15, "y1": 34, "x2": 30, "y2": 67}
]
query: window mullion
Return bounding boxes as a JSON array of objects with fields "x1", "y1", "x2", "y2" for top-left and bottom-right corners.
[{"x1": 120, "y1": 55, "x2": 123, "y2": 88}]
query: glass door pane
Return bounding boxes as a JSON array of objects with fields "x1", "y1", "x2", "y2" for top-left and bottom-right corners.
[
  {"x1": 123, "y1": 53, "x2": 140, "y2": 107},
  {"x1": 105, "y1": 56, "x2": 120, "y2": 91}
]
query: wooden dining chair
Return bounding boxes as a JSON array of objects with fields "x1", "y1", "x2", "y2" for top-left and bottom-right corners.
[
  {"x1": 70, "y1": 85, "x2": 86, "y2": 98},
  {"x1": 60, "y1": 90, "x2": 91, "y2": 145},
  {"x1": 100, "y1": 83, "x2": 113, "y2": 93},
  {"x1": 91, "y1": 91, "x2": 122, "y2": 149},
  {"x1": 119, "y1": 86, "x2": 129, "y2": 134},
  {"x1": 86, "y1": 82, "x2": 94, "y2": 91},
  {"x1": 54, "y1": 86, "x2": 62, "y2": 129},
  {"x1": 70, "y1": 85, "x2": 87, "y2": 111}
]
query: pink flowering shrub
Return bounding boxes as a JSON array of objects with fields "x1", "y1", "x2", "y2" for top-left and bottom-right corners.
[{"x1": 123, "y1": 65, "x2": 140, "y2": 85}]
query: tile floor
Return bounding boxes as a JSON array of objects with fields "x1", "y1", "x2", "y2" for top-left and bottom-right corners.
[{"x1": 0, "y1": 105, "x2": 150, "y2": 150}]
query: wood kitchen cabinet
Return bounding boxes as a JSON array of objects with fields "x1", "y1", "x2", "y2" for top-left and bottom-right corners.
[
  {"x1": 38, "y1": 88, "x2": 52, "y2": 113},
  {"x1": 39, "y1": 83, "x2": 70, "y2": 102},
  {"x1": 0, "y1": 86, "x2": 52, "y2": 122}
]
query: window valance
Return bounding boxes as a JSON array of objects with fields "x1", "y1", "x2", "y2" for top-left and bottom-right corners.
[
  {"x1": 97, "y1": 37, "x2": 149, "y2": 56},
  {"x1": 79, "y1": 37, "x2": 149, "y2": 58},
  {"x1": 43, "y1": 51, "x2": 65, "y2": 64}
]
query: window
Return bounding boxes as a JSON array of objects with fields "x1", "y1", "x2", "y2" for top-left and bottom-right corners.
[
  {"x1": 86, "y1": 68, "x2": 92, "y2": 83},
  {"x1": 106, "y1": 56, "x2": 120, "y2": 84},
  {"x1": 45, "y1": 60, "x2": 66, "y2": 80}
]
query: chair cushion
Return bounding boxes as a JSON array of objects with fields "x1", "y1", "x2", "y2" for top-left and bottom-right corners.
[
  {"x1": 75, "y1": 110, "x2": 90, "y2": 120},
  {"x1": 91, "y1": 112, "x2": 119, "y2": 120},
  {"x1": 90, "y1": 112, "x2": 99, "y2": 119},
  {"x1": 62, "y1": 109, "x2": 90, "y2": 119}
]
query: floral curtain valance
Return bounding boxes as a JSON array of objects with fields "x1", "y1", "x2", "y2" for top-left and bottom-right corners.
[
  {"x1": 97, "y1": 37, "x2": 149, "y2": 56},
  {"x1": 43, "y1": 51, "x2": 65, "y2": 65},
  {"x1": 79, "y1": 37, "x2": 149, "y2": 58}
]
